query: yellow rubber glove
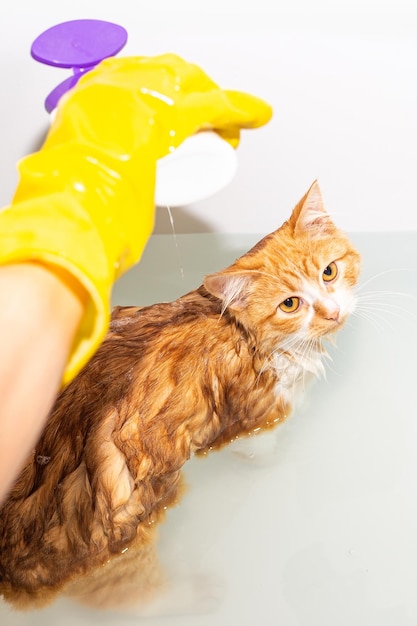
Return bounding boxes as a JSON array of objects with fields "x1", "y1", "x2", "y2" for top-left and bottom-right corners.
[{"x1": 0, "y1": 53, "x2": 272, "y2": 385}]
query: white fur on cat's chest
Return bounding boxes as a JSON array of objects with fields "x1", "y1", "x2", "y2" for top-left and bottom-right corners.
[{"x1": 272, "y1": 346, "x2": 325, "y2": 406}]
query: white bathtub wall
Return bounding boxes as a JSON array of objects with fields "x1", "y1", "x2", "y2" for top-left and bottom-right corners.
[{"x1": 1, "y1": 0, "x2": 416, "y2": 233}]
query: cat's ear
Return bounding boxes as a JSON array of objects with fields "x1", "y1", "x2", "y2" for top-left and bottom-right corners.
[
  {"x1": 290, "y1": 180, "x2": 334, "y2": 235},
  {"x1": 204, "y1": 271, "x2": 254, "y2": 311}
]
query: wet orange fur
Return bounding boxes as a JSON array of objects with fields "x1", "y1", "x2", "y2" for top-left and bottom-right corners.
[{"x1": 0, "y1": 182, "x2": 360, "y2": 611}]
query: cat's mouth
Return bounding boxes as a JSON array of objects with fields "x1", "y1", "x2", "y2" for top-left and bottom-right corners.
[{"x1": 309, "y1": 314, "x2": 348, "y2": 339}]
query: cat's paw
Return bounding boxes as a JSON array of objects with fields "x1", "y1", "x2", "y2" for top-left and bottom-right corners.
[
  {"x1": 228, "y1": 431, "x2": 280, "y2": 468},
  {"x1": 116, "y1": 572, "x2": 225, "y2": 618}
]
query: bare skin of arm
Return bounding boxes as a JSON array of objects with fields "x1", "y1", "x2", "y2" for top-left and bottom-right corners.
[{"x1": 0, "y1": 263, "x2": 86, "y2": 504}]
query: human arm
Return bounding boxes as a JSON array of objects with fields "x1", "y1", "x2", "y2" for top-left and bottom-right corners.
[{"x1": 0, "y1": 263, "x2": 86, "y2": 502}]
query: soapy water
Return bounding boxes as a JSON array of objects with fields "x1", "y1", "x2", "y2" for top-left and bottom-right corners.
[{"x1": 165, "y1": 205, "x2": 185, "y2": 281}]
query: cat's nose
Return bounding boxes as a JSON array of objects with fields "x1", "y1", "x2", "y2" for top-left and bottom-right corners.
[
  {"x1": 325, "y1": 307, "x2": 340, "y2": 322},
  {"x1": 314, "y1": 300, "x2": 341, "y2": 322}
]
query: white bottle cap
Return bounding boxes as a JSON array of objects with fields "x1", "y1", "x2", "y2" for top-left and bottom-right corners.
[{"x1": 155, "y1": 131, "x2": 238, "y2": 207}]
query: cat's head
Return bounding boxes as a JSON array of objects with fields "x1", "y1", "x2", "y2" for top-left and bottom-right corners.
[{"x1": 204, "y1": 181, "x2": 361, "y2": 353}]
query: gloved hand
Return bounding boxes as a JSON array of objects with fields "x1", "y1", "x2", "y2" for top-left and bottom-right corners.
[{"x1": 0, "y1": 53, "x2": 272, "y2": 384}]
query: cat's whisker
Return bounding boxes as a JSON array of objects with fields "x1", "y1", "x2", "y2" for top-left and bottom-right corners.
[
  {"x1": 321, "y1": 343, "x2": 342, "y2": 380},
  {"x1": 356, "y1": 289, "x2": 417, "y2": 305},
  {"x1": 298, "y1": 339, "x2": 317, "y2": 392},
  {"x1": 352, "y1": 286, "x2": 417, "y2": 334},
  {"x1": 350, "y1": 308, "x2": 391, "y2": 334},
  {"x1": 355, "y1": 269, "x2": 417, "y2": 293},
  {"x1": 356, "y1": 302, "x2": 416, "y2": 321},
  {"x1": 354, "y1": 296, "x2": 417, "y2": 325}
]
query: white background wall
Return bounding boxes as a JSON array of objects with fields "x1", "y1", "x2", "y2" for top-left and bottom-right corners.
[{"x1": 1, "y1": 1, "x2": 416, "y2": 234}]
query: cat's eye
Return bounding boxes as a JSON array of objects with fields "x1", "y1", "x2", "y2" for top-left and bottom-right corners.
[
  {"x1": 322, "y1": 262, "x2": 338, "y2": 282},
  {"x1": 279, "y1": 297, "x2": 300, "y2": 313}
]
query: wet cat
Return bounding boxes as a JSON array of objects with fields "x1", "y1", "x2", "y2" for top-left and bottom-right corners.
[{"x1": 0, "y1": 181, "x2": 360, "y2": 615}]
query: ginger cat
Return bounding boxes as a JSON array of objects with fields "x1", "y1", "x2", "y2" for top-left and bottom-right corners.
[{"x1": 0, "y1": 181, "x2": 360, "y2": 615}]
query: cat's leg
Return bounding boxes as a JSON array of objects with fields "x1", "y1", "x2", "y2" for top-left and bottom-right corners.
[{"x1": 66, "y1": 530, "x2": 223, "y2": 617}]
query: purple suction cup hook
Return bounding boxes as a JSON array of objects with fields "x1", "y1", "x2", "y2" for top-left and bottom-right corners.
[{"x1": 31, "y1": 19, "x2": 128, "y2": 113}]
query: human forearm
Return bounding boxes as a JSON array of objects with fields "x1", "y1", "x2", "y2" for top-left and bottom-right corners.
[{"x1": 0, "y1": 263, "x2": 85, "y2": 504}]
